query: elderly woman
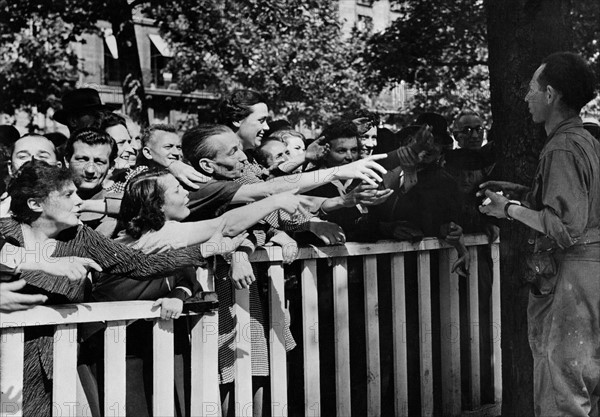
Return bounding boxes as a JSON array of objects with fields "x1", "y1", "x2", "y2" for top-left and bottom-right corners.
[{"x1": 0, "y1": 160, "x2": 241, "y2": 417}]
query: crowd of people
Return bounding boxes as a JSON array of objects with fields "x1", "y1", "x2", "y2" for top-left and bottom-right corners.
[{"x1": 0, "y1": 51, "x2": 599, "y2": 417}]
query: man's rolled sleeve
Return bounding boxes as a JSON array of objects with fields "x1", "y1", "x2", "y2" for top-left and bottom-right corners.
[{"x1": 538, "y1": 150, "x2": 589, "y2": 248}]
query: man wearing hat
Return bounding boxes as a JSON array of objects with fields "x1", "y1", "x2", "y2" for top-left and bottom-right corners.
[{"x1": 53, "y1": 88, "x2": 111, "y2": 132}]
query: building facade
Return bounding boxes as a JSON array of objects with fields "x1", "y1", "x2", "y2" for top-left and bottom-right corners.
[
  {"x1": 75, "y1": 16, "x2": 219, "y2": 129},
  {"x1": 338, "y1": 0, "x2": 401, "y2": 36}
]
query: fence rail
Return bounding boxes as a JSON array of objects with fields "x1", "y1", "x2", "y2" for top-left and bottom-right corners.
[{"x1": 0, "y1": 234, "x2": 501, "y2": 417}]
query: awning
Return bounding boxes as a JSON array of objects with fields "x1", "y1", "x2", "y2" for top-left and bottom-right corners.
[
  {"x1": 148, "y1": 33, "x2": 173, "y2": 58},
  {"x1": 103, "y1": 28, "x2": 119, "y2": 59}
]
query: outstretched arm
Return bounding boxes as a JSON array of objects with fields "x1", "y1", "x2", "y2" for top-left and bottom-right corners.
[
  {"x1": 232, "y1": 154, "x2": 389, "y2": 203},
  {"x1": 181, "y1": 190, "x2": 313, "y2": 244}
]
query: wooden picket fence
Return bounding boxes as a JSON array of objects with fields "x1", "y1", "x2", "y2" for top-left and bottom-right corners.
[{"x1": 0, "y1": 234, "x2": 501, "y2": 417}]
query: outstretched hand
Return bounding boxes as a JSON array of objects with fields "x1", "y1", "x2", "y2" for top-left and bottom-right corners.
[
  {"x1": 201, "y1": 220, "x2": 249, "y2": 258},
  {"x1": 477, "y1": 180, "x2": 529, "y2": 201},
  {"x1": 309, "y1": 219, "x2": 346, "y2": 245},
  {"x1": 168, "y1": 160, "x2": 211, "y2": 190},
  {"x1": 335, "y1": 154, "x2": 388, "y2": 187},
  {"x1": 33, "y1": 256, "x2": 102, "y2": 281},
  {"x1": 272, "y1": 189, "x2": 315, "y2": 215},
  {"x1": 305, "y1": 136, "x2": 330, "y2": 163},
  {"x1": 344, "y1": 183, "x2": 394, "y2": 207}
]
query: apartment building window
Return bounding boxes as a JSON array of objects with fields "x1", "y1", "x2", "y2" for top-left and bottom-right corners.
[
  {"x1": 357, "y1": 14, "x2": 374, "y2": 33},
  {"x1": 149, "y1": 34, "x2": 175, "y2": 88},
  {"x1": 103, "y1": 29, "x2": 121, "y2": 86},
  {"x1": 390, "y1": 3, "x2": 405, "y2": 12}
]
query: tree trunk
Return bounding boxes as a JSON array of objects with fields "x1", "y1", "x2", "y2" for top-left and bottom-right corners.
[
  {"x1": 107, "y1": 0, "x2": 149, "y2": 127},
  {"x1": 484, "y1": 0, "x2": 573, "y2": 415}
]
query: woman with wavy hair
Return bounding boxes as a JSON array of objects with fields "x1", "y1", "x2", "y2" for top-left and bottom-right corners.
[{"x1": 95, "y1": 167, "x2": 307, "y2": 416}]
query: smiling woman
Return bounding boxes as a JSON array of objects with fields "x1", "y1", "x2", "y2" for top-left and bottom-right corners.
[
  {"x1": 102, "y1": 112, "x2": 135, "y2": 170},
  {"x1": 218, "y1": 89, "x2": 270, "y2": 150}
]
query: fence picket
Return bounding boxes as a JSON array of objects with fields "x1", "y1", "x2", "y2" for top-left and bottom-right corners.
[
  {"x1": 391, "y1": 253, "x2": 408, "y2": 417},
  {"x1": 301, "y1": 259, "x2": 320, "y2": 416},
  {"x1": 364, "y1": 255, "x2": 381, "y2": 416},
  {"x1": 52, "y1": 324, "x2": 78, "y2": 417},
  {"x1": 418, "y1": 251, "x2": 434, "y2": 417},
  {"x1": 439, "y1": 249, "x2": 461, "y2": 416},
  {"x1": 152, "y1": 319, "x2": 174, "y2": 416},
  {"x1": 234, "y1": 287, "x2": 253, "y2": 417},
  {"x1": 491, "y1": 243, "x2": 502, "y2": 403},
  {"x1": 104, "y1": 321, "x2": 126, "y2": 416},
  {"x1": 190, "y1": 312, "x2": 221, "y2": 417},
  {"x1": 268, "y1": 261, "x2": 288, "y2": 417},
  {"x1": 0, "y1": 328, "x2": 24, "y2": 417},
  {"x1": 333, "y1": 257, "x2": 351, "y2": 417},
  {"x1": 467, "y1": 246, "x2": 481, "y2": 408}
]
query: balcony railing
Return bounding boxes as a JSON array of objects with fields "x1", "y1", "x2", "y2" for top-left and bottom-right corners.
[{"x1": 0, "y1": 234, "x2": 501, "y2": 417}]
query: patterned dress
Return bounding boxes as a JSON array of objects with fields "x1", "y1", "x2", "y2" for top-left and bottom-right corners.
[{"x1": 183, "y1": 168, "x2": 301, "y2": 384}]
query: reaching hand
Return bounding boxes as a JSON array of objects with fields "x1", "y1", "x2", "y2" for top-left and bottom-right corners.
[
  {"x1": 344, "y1": 183, "x2": 394, "y2": 207},
  {"x1": 477, "y1": 180, "x2": 529, "y2": 201},
  {"x1": 0, "y1": 280, "x2": 47, "y2": 312},
  {"x1": 153, "y1": 297, "x2": 184, "y2": 320},
  {"x1": 409, "y1": 125, "x2": 436, "y2": 154},
  {"x1": 305, "y1": 137, "x2": 330, "y2": 162},
  {"x1": 201, "y1": 220, "x2": 249, "y2": 258},
  {"x1": 271, "y1": 189, "x2": 315, "y2": 214},
  {"x1": 309, "y1": 219, "x2": 346, "y2": 245},
  {"x1": 334, "y1": 154, "x2": 388, "y2": 187},
  {"x1": 229, "y1": 253, "x2": 256, "y2": 290},
  {"x1": 168, "y1": 160, "x2": 211, "y2": 190},
  {"x1": 28, "y1": 257, "x2": 103, "y2": 281}
]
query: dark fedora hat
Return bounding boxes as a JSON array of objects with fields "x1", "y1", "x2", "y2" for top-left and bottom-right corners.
[
  {"x1": 396, "y1": 125, "x2": 422, "y2": 147},
  {"x1": 415, "y1": 112, "x2": 453, "y2": 147},
  {"x1": 0, "y1": 125, "x2": 21, "y2": 147},
  {"x1": 53, "y1": 88, "x2": 109, "y2": 125}
]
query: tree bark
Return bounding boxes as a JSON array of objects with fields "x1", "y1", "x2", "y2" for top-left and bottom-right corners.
[
  {"x1": 484, "y1": 0, "x2": 573, "y2": 415},
  {"x1": 107, "y1": 0, "x2": 149, "y2": 127}
]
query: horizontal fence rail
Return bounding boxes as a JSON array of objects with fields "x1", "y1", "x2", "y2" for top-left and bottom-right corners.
[
  {"x1": 0, "y1": 299, "x2": 220, "y2": 417},
  {"x1": 0, "y1": 234, "x2": 501, "y2": 417}
]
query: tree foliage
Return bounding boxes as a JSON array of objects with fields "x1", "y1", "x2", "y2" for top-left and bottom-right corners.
[
  {"x1": 146, "y1": 0, "x2": 366, "y2": 124},
  {"x1": 363, "y1": 0, "x2": 600, "y2": 121},
  {"x1": 361, "y1": 0, "x2": 488, "y2": 119},
  {"x1": 0, "y1": 14, "x2": 79, "y2": 114},
  {"x1": 0, "y1": 0, "x2": 148, "y2": 124},
  {"x1": 0, "y1": 0, "x2": 105, "y2": 114}
]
